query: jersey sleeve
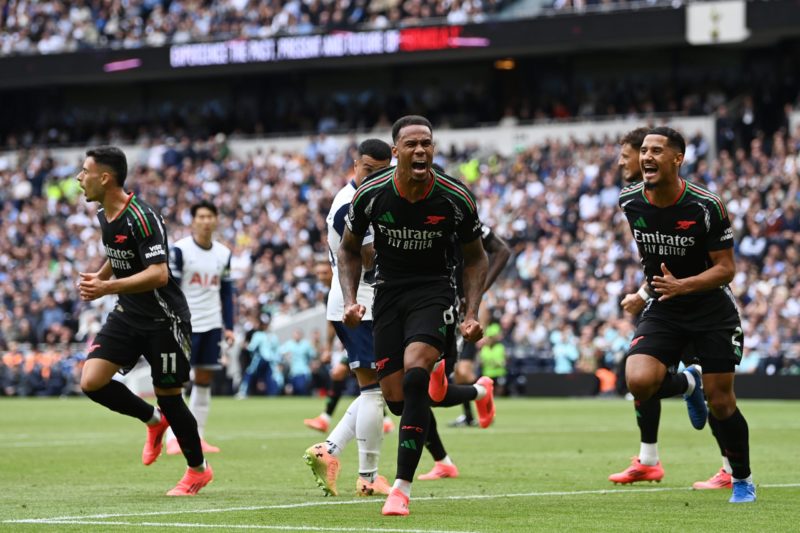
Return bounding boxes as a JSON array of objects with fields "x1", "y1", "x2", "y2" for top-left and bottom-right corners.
[
  {"x1": 220, "y1": 248, "x2": 234, "y2": 330},
  {"x1": 134, "y1": 211, "x2": 169, "y2": 266},
  {"x1": 346, "y1": 192, "x2": 371, "y2": 237},
  {"x1": 169, "y1": 245, "x2": 184, "y2": 282},
  {"x1": 479, "y1": 223, "x2": 492, "y2": 248},
  {"x1": 707, "y1": 202, "x2": 734, "y2": 251},
  {"x1": 456, "y1": 190, "x2": 483, "y2": 244}
]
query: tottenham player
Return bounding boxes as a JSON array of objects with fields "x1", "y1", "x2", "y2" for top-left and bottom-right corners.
[
  {"x1": 339, "y1": 116, "x2": 488, "y2": 515},
  {"x1": 76, "y1": 146, "x2": 211, "y2": 496},
  {"x1": 304, "y1": 139, "x2": 394, "y2": 498},
  {"x1": 164, "y1": 200, "x2": 234, "y2": 455},
  {"x1": 618, "y1": 127, "x2": 755, "y2": 503}
]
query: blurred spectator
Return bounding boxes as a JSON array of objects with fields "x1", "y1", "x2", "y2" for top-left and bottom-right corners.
[
  {"x1": 1, "y1": 119, "x2": 798, "y2": 397},
  {"x1": 0, "y1": 0, "x2": 514, "y2": 58},
  {"x1": 478, "y1": 323, "x2": 507, "y2": 395},
  {"x1": 280, "y1": 328, "x2": 318, "y2": 395}
]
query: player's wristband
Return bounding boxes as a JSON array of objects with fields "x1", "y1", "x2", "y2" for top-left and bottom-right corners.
[{"x1": 637, "y1": 286, "x2": 652, "y2": 302}]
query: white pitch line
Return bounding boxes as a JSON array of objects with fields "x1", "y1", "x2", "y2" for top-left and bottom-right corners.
[
  {"x1": 7, "y1": 483, "x2": 800, "y2": 525},
  {"x1": 5, "y1": 520, "x2": 480, "y2": 533}
]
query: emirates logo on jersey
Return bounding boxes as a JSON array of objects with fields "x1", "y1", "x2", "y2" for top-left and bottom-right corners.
[{"x1": 674, "y1": 220, "x2": 697, "y2": 230}]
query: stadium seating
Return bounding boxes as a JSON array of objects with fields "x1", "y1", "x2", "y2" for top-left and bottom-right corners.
[{"x1": 1, "y1": 120, "x2": 798, "y2": 396}]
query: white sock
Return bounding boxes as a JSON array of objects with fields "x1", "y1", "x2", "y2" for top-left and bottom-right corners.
[
  {"x1": 356, "y1": 388, "x2": 384, "y2": 477},
  {"x1": 639, "y1": 443, "x2": 659, "y2": 466},
  {"x1": 732, "y1": 475, "x2": 753, "y2": 484},
  {"x1": 189, "y1": 384, "x2": 211, "y2": 439},
  {"x1": 474, "y1": 383, "x2": 487, "y2": 400},
  {"x1": 438, "y1": 455, "x2": 454, "y2": 466},
  {"x1": 722, "y1": 456, "x2": 732, "y2": 474},
  {"x1": 392, "y1": 479, "x2": 412, "y2": 497},
  {"x1": 147, "y1": 407, "x2": 161, "y2": 426},
  {"x1": 319, "y1": 412, "x2": 331, "y2": 423},
  {"x1": 683, "y1": 369, "x2": 696, "y2": 395},
  {"x1": 326, "y1": 395, "x2": 360, "y2": 456}
]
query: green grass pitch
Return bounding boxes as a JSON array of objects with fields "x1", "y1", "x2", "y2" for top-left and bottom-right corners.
[{"x1": 1, "y1": 396, "x2": 798, "y2": 532}]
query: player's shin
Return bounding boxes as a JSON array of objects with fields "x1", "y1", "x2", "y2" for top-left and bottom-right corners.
[
  {"x1": 84, "y1": 380, "x2": 156, "y2": 422},
  {"x1": 356, "y1": 386, "x2": 384, "y2": 480},
  {"x1": 396, "y1": 367, "x2": 431, "y2": 483},
  {"x1": 714, "y1": 408, "x2": 751, "y2": 480},
  {"x1": 157, "y1": 394, "x2": 204, "y2": 468}
]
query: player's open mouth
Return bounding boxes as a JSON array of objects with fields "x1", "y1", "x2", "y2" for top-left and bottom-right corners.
[
  {"x1": 411, "y1": 161, "x2": 427, "y2": 171},
  {"x1": 642, "y1": 164, "x2": 657, "y2": 178}
]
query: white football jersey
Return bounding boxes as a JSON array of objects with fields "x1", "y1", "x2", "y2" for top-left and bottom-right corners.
[
  {"x1": 170, "y1": 237, "x2": 232, "y2": 332},
  {"x1": 326, "y1": 180, "x2": 375, "y2": 322}
]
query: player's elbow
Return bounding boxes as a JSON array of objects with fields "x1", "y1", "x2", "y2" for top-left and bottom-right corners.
[
  {"x1": 495, "y1": 248, "x2": 511, "y2": 269},
  {"x1": 155, "y1": 269, "x2": 169, "y2": 287}
]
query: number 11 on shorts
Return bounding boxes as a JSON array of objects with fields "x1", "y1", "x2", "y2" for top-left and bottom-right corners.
[{"x1": 161, "y1": 352, "x2": 177, "y2": 374}]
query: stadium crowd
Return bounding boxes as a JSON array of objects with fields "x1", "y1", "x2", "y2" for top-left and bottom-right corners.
[
  {"x1": 0, "y1": 0, "x2": 510, "y2": 56},
  {"x1": 1, "y1": 118, "x2": 799, "y2": 396}
]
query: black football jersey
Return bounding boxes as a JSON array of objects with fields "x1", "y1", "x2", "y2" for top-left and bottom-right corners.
[
  {"x1": 98, "y1": 193, "x2": 190, "y2": 330},
  {"x1": 619, "y1": 179, "x2": 734, "y2": 304},
  {"x1": 452, "y1": 223, "x2": 494, "y2": 299},
  {"x1": 347, "y1": 167, "x2": 482, "y2": 288}
]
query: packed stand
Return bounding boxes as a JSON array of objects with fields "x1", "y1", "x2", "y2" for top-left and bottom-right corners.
[
  {"x1": 4, "y1": 68, "x2": 794, "y2": 153},
  {"x1": 0, "y1": 0, "x2": 511, "y2": 57},
  {"x1": 548, "y1": 0, "x2": 677, "y2": 13},
  {"x1": 1, "y1": 121, "x2": 798, "y2": 397}
]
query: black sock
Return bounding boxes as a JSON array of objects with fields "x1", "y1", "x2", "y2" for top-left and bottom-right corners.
[
  {"x1": 654, "y1": 372, "x2": 688, "y2": 399},
  {"x1": 157, "y1": 394, "x2": 204, "y2": 468},
  {"x1": 433, "y1": 383, "x2": 478, "y2": 407},
  {"x1": 84, "y1": 381, "x2": 155, "y2": 423},
  {"x1": 424, "y1": 410, "x2": 447, "y2": 461},
  {"x1": 462, "y1": 401, "x2": 475, "y2": 424},
  {"x1": 715, "y1": 408, "x2": 750, "y2": 479},
  {"x1": 325, "y1": 379, "x2": 346, "y2": 416},
  {"x1": 636, "y1": 397, "x2": 661, "y2": 444},
  {"x1": 396, "y1": 367, "x2": 431, "y2": 482},
  {"x1": 707, "y1": 412, "x2": 727, "y2": 458}
]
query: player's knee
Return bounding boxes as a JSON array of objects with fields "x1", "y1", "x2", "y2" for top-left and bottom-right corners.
[
  {"x1": 80, "y1": 373, "x2": 106, "y2": 393},
  {"x1": 402, "y1": 367, "x2": 429, "y2": 397},
  {"x1": 386, "y1": 399, "x2": 404, "y2": 416},
  {"x1": 625, "y1": 377, "x2": 655, "y2": 401},
  {"x1": 454, "y1": 365, "x2": 475, "y2": 384},
  {"x1": 706, "y1": 391, "x2": 736, "y2": 419}
]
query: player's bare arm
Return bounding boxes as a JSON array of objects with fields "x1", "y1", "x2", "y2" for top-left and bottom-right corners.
[
  {"x1": 482, "y1": 233, "x2": 511, "y2": 293},
  {"x1": 337, "y1": 227, "x2": 366, "y2": 326},
  {"x1": 651, "y1": 248, "x2": 735, "y2": 301},
  {"x1": 361, "y1": 241, "x2": 376, "y2": 271},
  {"x1": 79, "y1": 262, "x2": 169, "y2": 301},
  {"x1": 460, "y1": 237, "x2": 488, "y2": 342}
]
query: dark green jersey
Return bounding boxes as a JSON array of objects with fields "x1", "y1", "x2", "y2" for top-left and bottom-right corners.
[
  {"x1": 347, "y1": 167, "x2": 482, "y2": 288},
  {"x1": 98, "y1": 193, "x2": 190, "y2": 330},
  {"x1": 619, "y1": 179, "x2": 734, "y2": 305}
]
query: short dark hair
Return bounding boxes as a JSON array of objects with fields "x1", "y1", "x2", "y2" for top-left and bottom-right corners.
[
  {"x1": 86, "y1": 146, "x2": 127, "y2": 187},
  {"x1": 391, "y1": 115, "x2": 433, "y2": 143},
  {"x1": 619, "y1": 127, "x2": 650, "y2": 150},
  {"x1": 358, "y1": 138, "x2": 392, "y2": 162},
  {"x1": 191, "y1": 199, "x2": 218, "y2": 217},
  {"x1": 647, "y1": 126, "x2": 686, "y2": 154}
]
